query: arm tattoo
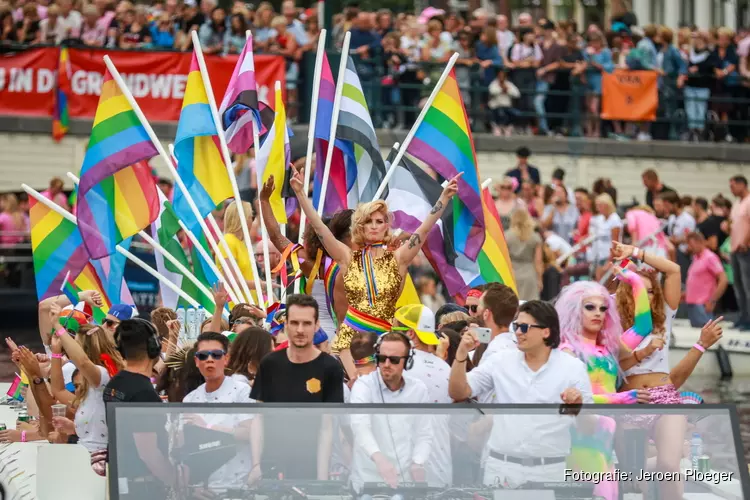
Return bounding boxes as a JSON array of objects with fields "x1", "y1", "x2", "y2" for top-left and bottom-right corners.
[
  {"x1": 408, "y1": 234, "x2": 422, "y2": 249},
  {"x1": 430, "y1": 200, "x2": 444, "y2": 215}
]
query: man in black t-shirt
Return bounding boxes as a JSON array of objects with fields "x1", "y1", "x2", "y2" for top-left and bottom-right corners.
[
  {"x1": 642, "y1": 169, "x2": 677, "y2": 209},
  {"x1": 104, "y1": 318, "x2": 173, "y2": 499},
  {"x1": 250, "y1": 294, "x2": 344, "y2": 482}
]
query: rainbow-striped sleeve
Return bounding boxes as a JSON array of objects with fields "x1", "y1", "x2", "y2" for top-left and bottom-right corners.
[
  {"x1": 618, "y1": 269, "x2": 653, "y2": 352},
  {"x1": 593, "y1": 390, "x2": 639, "y2": 405}
]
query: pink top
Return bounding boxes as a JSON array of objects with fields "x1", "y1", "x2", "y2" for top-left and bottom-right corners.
[
  {"x1": 685, "y1": 249, "x2": 724, "y2": 305},
  {"x1": 41, "y1": 190, "x2": 69, "y2": 211},
  {"x1": 730, "y1": 195, "x2": 750, "y2": 252},
  {"x1": 626, "y1": 209, "x2": 668, "y2": 251},
  {"x1": 0, "y1": 212, "x2": 29, "y2": 244}
]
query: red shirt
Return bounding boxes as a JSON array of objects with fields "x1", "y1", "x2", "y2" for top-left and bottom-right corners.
[{"x1": 574, "y1": 211, "x2": 593, "y2": 244}]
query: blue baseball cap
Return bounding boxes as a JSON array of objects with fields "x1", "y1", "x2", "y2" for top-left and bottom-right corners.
[
  {"x1": 108, "y1": 304, "x2": 136, "y2": 321},
  {"x1": 313, "y1": 329, "x2": 328, "y2": 346}
]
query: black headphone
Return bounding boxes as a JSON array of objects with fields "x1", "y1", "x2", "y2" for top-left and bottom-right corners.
[
  {"x1": 373, "y1": 331, "x2": 415, "y2": 371},
  {"x1": 115, "y1": 318, "x2": 162, "y2": 360}
]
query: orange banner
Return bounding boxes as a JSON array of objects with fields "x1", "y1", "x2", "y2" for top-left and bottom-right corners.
[
  {"x1": 0, "y1": 47, "x2": 285, "y2": 122},
  {"x1": 601, "y1": 69, "x2": 658, "y2": 122}
]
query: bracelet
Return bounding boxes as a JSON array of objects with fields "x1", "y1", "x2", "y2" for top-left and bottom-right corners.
[
  {"x1": 20, "y1": 431, "x2": 27, "y2": 443},
  {"x1": 455, "y1": 356, "x2": 468, "y2": 363},
  {"x1": 631, "y1": 247, "x2": 641, "y2": 260},
  {"x1": 55, "y1": 328, "x2": 67, "y2": 338},
  {"x1": 693, "y1": 343, "x2": 706, "y2": 353},
  {"x1": 50, "y1": 353, "x2": 63, "y2": 359}
]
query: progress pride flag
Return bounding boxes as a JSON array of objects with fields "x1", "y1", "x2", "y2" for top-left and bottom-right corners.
[{"x1": 0, "y1": 47, "x2": 285, "y2": 122}]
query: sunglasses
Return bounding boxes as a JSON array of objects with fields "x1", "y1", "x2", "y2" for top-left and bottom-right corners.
[
  {"x1": 499, "y1": 185, "x2": 513, "y2": 190},
  {"x1": 104, "y1": 319, "x2": 119, "y2": 328},
  {"x1": 584, "y1": 304, "x2": 608, "y2": 313},
  {"x1": 376, "y1": 354, "x2": 407, "y2": 365},
  {"x1": 512, "y1": 322, "x2": 545, "y2": 334},
  {"x1": 469, "y1": 304, "x2": 479, "y2": 313},
  {"x1": 194, "y1": 349, "x2": 226, "y2": 361}
]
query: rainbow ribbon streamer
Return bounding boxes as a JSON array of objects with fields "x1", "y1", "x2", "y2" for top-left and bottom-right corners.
[
  {"x1": 617, "y1": 269, "x2": 653, "y2": 352},
  {"x1": 361, "y1": 243, "x2": 384, "y2": 307},
  {"x1": 343, "y1": 307, "x2": 392, "y2": 335},
  {"x1": 323, "y1": 257, "x2": 341, "y2": 327}
]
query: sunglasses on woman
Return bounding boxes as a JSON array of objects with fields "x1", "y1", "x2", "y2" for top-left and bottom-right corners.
[
  {"x1": 584, "y1": 304, "x2": 608, "y2": 313},
  {"x1": 468, "y1": 304, "x2": 479, "y2": 313},
  {"x1": 512, "y1": 322, "x2": 545, "y2": 334},
  {"x1": 104, "y1": 319, "x2": 119, "y2": 328},
  {"x1": 194, "y1": 349, "x2": 226, "y2": 361}
]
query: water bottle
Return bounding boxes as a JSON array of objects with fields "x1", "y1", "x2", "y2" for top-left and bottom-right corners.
[
  {"x1": 186, "y1": 307, "x2": 197, "y2": 340},
  {"x1": 691, "y1": 433, "x2": 703, "y2": 470},
  {"x1": 176, "y1": 307, "x2": 186, "y2": 340}
]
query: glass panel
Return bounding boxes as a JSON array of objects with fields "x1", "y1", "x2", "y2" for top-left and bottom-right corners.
[
  {"x1": 107, "y1": 404, "x2": 749, "y2": 500},
  {"x1": 651, "y1": 0, "x2": 665, "y2": 24},
  {"x1": 681, "y1": 0, "x2": 695, "y2": 25}
]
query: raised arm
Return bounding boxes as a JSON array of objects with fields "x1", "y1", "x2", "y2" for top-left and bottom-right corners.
[
  {"x1": 49, "y1": 336, "x2": 75, "y2": 406},
  {"x1": 669, "y1": 317, "x2": 723, "y2": 389},
  {"x1": 259, "y1": 177, "x2": 294, "y2": 254},
  {"x1": 611, "y1": 266, "x2": 653, "y2": 351},
  {"x1": 290, "y1": 168, "x2": 351, "y2": 269},
  {"x1": 49, "y1": 303, "x2": 104, "y2": 387},
  {"x1": 395, "y1": 174, "x2": 460, "y2": 271}
]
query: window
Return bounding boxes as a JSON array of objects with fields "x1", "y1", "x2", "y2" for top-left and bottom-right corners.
[
  {"x1": 711, "y1": 0, "x2": 725, "y2": 26},
  {"x1": 680, "y1": 0, "x2": 695, "y2": 26},
  {"x1": 650, "y1": 0, "x2": 665, "y2": 24}
]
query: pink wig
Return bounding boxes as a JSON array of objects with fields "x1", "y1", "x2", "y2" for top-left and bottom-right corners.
[{"x1": 555, "y1": 281, "x2": 624, "y2": 366}]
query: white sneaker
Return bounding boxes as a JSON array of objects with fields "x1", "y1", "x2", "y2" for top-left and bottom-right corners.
[
  {"x1": 725, "y1": 134, "x2": 735, "y2": 143},
  {"x1": 636, "y1": 132, "x2": 652, "y2": 141}
]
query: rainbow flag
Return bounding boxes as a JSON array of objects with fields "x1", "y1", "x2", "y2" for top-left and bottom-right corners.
[
  {"x1": 72, "y1": 262, "x2": 113, "y2": 324},
  {"x1": 6, "y1": 374, "x2": 26, "y2": 402},
  {"x1": 60, "y1": 270, "x2": 80, "y2": 305},
  {"x1": 90, "y1": 238, "x2": 133, "y2": 305},
  {"x1": 30, "y1": 197, "x2": 89, "y2": 301},
  {"x1": 76, "y1": 69, "x2": 160, "y2": 259},
  {"x1": 406, "y1": 69, "x2": 485, "y2": 260},
  {"x1": 256, "y1": 84, "x2": 291, "y2": 223},
  {"x1": 312, "y1": 52, "x2": 351, "y2": 215},
  {"x1": 173, "y1": 52, "x2": 233, "y2": 233},
  {"x1": 476, "y1": 187, "x2": 516, "y2": 292},
  {"x1": 52, "y1": 47, "x2": 71, "y2": 142}
]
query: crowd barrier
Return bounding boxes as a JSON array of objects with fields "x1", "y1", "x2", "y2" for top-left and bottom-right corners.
[
  {"x1": 106, "y1": 402, "x2": 750, "y2": 500},
  {"x1": 2, "y1": 44, "x2": 750, "y2": 140}
]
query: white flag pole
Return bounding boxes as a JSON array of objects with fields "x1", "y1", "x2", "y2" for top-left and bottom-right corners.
[
  {"x1": 298, "y1": 29, "x2": 327, "y2": 241},
  {"x1": 371, "y1": 52, "x2": 459, "y2": 201},
  {"x1": 22, "y1": 184, "x2": 201, "y2": 309},
  {"x1": 317, "y1": 31, "x2": 351, "y2": 216},
  {"x1": 65, "y1": 173, "x2": 216, "y2": 307},
  {"x1": 191, "y1": 30, "x2": 265, "y2": 306},
  {"x1": 101, "y1": 55, "x2": 255, "y2": 305},
  {"x1": 166, "y1": 144, "x2": 246, "y2": 305},
  {"x1": 481, "y1": 178, "x2": 493, "y2": 190}
]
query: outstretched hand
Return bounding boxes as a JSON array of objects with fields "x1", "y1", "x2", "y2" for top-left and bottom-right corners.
[{"x1": 290, "y1": 168, "x2": 305, "y2": 195}]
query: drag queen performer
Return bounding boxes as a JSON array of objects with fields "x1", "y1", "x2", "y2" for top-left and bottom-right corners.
[
  {"x1": 290, "y1": 169, "x2": 460, "y2": 373},
  {"x1": 611, "y1": 241, "x2": 723, "y2": 500},
  {"x1": 555, "y1": 278, "x2": 652, "y2": 500}
]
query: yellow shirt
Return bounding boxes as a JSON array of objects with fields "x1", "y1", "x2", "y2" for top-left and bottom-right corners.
[{"x1": 216, "y1": 233, "x2": 259, "y2": 303}]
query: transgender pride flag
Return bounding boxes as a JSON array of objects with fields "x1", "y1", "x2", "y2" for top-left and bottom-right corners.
[{"x1": 312, "y1": 52, "x2": 354, "y2": 215}]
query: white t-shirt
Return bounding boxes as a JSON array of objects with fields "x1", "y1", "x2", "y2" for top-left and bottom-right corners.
[
  {"x1": 587, "y1": 213, "x2": 623, "y2": 263},
  {"x1": 183, "y1": 377, "x2": 255, "y2": 488},
  {"x1": 75, "y1": 366, "x2": 110, "y2": 452},
  {"x1": 545, "y1": 233, "x2": 573, "y2": 256},
  {"x1": 670, "y1": 211, "x2": 696, "y2": 253}
]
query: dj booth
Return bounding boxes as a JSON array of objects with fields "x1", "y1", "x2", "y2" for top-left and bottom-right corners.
[{"x1": 106, "y1": 403, "x2": 750, "y2": 500}]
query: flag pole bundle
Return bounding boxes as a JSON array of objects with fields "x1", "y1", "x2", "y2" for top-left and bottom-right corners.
[
  {"x1": 190, "y1": 29, "x2": 265, "y2": 305},
  {"x1": 23, "y1": 183, "x2": 200, "y2": 308}
]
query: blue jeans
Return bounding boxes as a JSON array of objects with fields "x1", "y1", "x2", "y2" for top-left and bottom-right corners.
[
  {"x1": 684, "y1": 87, "x2": 710, "y2": 130},
  {"x1": 534, "y1": 80, "x2": 550, "y2": 132},
  {"x1": 687, "y1": 304, "x2": 713, "y2": 328}
]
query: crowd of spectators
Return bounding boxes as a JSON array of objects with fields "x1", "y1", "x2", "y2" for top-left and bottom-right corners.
[{"x1": 1, "y1": 0, "x2": 750, "y2": 139}]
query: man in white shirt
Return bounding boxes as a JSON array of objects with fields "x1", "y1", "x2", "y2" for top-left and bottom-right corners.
[
  {"x1": 183, "y1": 332, "x2": 257, "y2": 489},
  {"x1": 393, "y1": 305, "x2": 452, "y2": 486},
  {"x1": 349, "y1": 332, "x2": 432, "y2": 493},
  {"x1": 476, "y1": 283, "x2": 520, "y2": 361},
  {"x1": 449, "y1": 301, "x2": 593, "y2": 488},
  {"x1": 660, "y1": 191, "x2": 695, "y2": 283},
  {"x1": 55, "y1": 0, "x2": 82, "y2": 43}
]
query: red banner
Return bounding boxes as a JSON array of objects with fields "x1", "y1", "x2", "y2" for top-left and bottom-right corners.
[{"x1": 0, "y1": 47, "x2": 285, "y2": 122}]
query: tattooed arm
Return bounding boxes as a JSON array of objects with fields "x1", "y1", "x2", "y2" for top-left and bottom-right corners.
[{"x1": 395, "y1": 174, "x2": 461, "y2": 273}]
